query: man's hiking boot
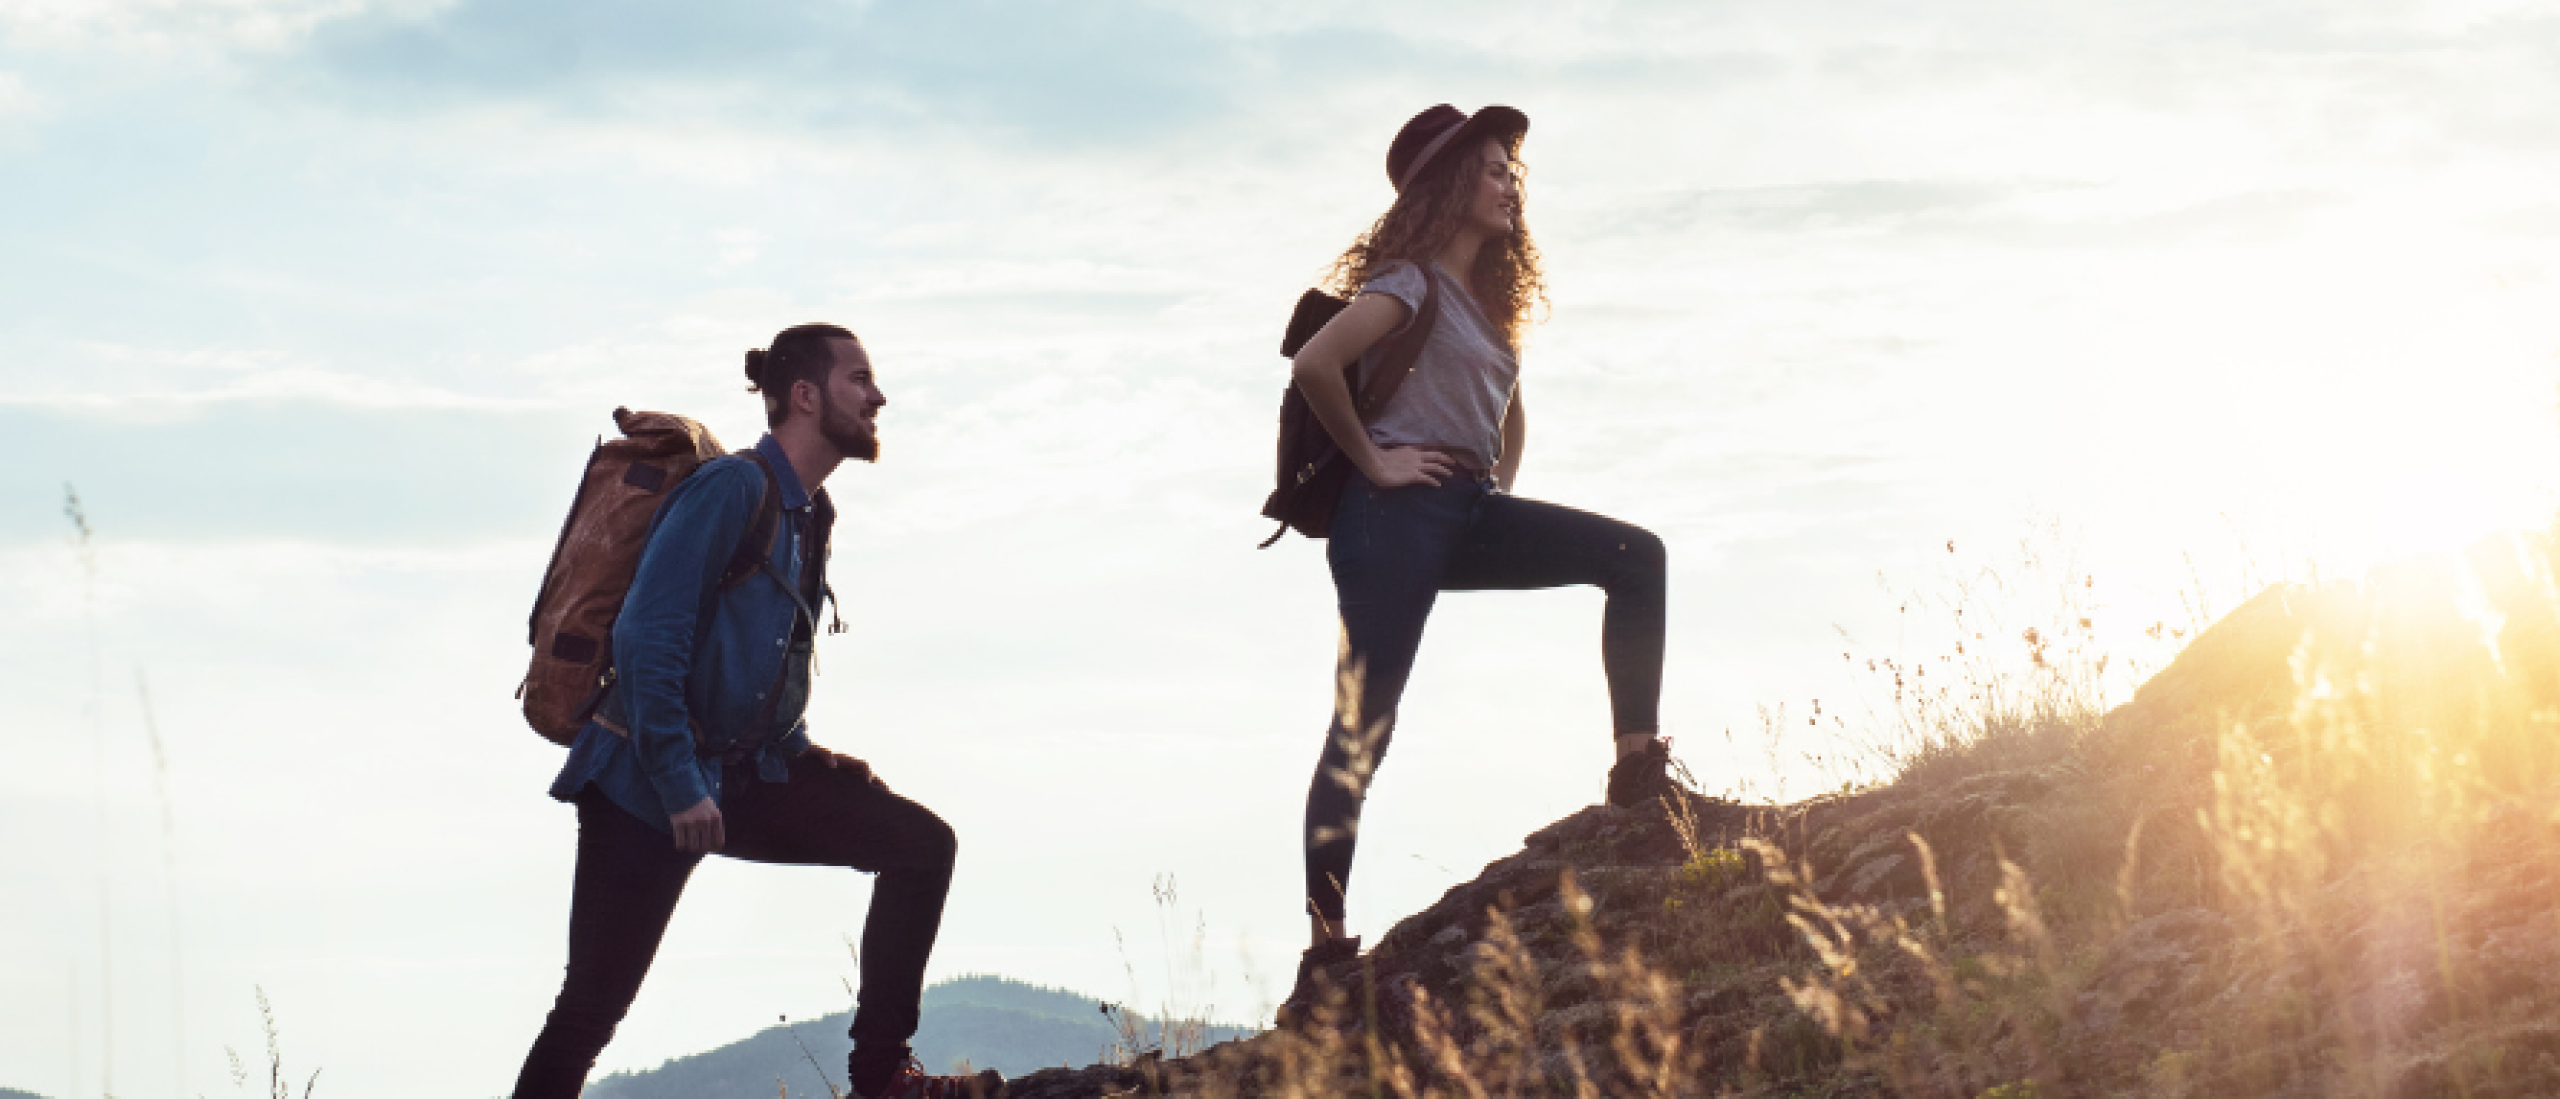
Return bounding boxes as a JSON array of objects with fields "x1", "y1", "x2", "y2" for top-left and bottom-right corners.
[
  {"x1": 1273, "y1": 935, "x2": 1362, "y2": 1031},
  {"x1": 1606, "y1": 737, "x2": 1675, "y2": 809},
  {"x1": 850, "y1": 1055, "x2": 1005, "y2": 1099}
]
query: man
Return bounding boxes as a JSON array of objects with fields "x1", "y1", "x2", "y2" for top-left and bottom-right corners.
[{"x1": 514, "y1": 324, "x2": 1002, "y2": 1099}]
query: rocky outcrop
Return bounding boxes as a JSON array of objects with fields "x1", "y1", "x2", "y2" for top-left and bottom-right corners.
[{"x1": 1017, "y1": 533, "x2": 2560, "y2": 1097}]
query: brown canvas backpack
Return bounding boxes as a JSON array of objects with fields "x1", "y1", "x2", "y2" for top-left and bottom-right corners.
[
  {"x1": 518, "y1": 407, "x2": 783, "y2": 744},
  {"x1": 1257, "y1": 275, "x2": 1442, "y2": 547}
]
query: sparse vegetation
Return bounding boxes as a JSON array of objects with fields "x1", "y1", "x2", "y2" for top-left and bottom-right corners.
[
  {"x1": 1001, "y1": 529, "x2": 2560, "y2": 1097},
  {"x1": 216, "y1": 986, "x2": 318, "y2": 1099},
  {"x1": 76, "y1": 526, "x2": 2560, "y2": 1098},
  {"x1": 1101, "y1": 874, "x2": 1230, "y2": 1067}
]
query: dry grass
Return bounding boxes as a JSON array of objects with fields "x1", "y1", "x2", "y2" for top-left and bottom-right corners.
[
  {"x1": 1090, "y1": 529, "x2": 2560, "y2": 1098},
  {"x1": 1103, "y1": 874, "x2": 1230, "y2": 1066},
  {"x1": 216, "y1": 986, "x2": 319, "y2": 1099},
  {"x1": 171, "y1": 529, "x2": 2560, "y2": 1098}
]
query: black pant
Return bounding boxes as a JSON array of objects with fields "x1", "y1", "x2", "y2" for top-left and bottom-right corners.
[
  {"x1": 513, "y1": 752, "x2": 958, "y2": 1098},
  {"x1": 1304, "y1": 472, "x2": 1666, "y2": 923}
]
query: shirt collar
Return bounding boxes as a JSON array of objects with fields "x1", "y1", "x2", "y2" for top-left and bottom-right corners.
[{"x1": 752, "y1": 433, "x2": 813, "y2": 510}]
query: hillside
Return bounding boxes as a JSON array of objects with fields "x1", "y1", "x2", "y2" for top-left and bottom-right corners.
[
  {"x1": 1008, "y1": 531, "x2": 2560, "y2": 1097},
  {"x1": 586, "y1": 975, "x2": 1250, "y2": 1098}
]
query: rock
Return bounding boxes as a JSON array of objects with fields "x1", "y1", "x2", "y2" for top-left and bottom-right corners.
[
  {"x1": 997, "y1": 537, "x2": 2560, "y2": 1099},
  {"x1": 1541, "y1": 960, "x2": 1609, "y2": 1005},
  {"x1": 1845, "y1": 851, "x2": 1910, "y2": 900},
  {"x1": 2074, "y1": 908, "x2": 2232, "y2": 1033},
  {"x1": 1535, "y1": 1001, "x2": 1617, "y2": 1044},
  {"x1": 1001, "y1": 1061, "x2": 1157, "y2": 1099}
]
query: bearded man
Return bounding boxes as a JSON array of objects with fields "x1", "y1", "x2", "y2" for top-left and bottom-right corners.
[{"x1": 514, "y1": 324, "x2": 1002, "y2": 1099}]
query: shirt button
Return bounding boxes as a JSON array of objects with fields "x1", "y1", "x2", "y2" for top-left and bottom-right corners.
[{"x1": 776, "y1": 638, "x2": 787, "y2": 648}]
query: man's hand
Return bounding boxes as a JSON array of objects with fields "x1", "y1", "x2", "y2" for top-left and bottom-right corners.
[
  {"x1": 670, "y1": 797, "x2": 725, "y2": 853},
  {"x1": 804, "y1": 745, "x2": 888, "y2": 790}
]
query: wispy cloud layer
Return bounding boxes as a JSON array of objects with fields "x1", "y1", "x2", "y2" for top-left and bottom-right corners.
[{"x1": 292, "y1": 0, "x2": 1243, "y2": 141}]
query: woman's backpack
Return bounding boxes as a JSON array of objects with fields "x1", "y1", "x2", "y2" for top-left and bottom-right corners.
[
  {"x1": 1257, "y1": 274, "x2": 1442, "y2": 546},
  {"x1": 518, "y1": 407, "x2": 783, "y2": 744}
]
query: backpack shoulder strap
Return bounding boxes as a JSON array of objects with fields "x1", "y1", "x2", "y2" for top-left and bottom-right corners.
[
  {"x1": 717, "y1": 451, "x2": 783, "y2": 590},
  {"x1": 808, "y1": 486, "x2": 844, "y2": 634},
  {"x1": 1354, "y1": 267, "x2": 1442, "y2": 421},
  {"x1": 1282, "y1": 290, "x2": 1348, "y2": 358}
]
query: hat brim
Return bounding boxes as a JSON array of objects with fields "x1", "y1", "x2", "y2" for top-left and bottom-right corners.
[
  {"x1": 1465, "y1": 105, "x2": 1530, "y2": 147},
  {"x1": 1397, "y1": 105, "x2": 1531, "y2": 192}
]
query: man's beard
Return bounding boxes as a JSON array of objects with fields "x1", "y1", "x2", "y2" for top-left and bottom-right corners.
[{"x1": 818, "y1": 390, "x2": 879, "y2": 463}]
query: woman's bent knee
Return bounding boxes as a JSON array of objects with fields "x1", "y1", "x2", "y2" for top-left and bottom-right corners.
[
  {"x1": 1614, "y1": 524, "x2": 1666, "y2": 576},
  {"x1": 914, "y1": 810, "x2": 958, "y2": 872}
]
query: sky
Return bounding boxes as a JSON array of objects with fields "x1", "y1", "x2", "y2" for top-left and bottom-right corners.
[{"x1": 4, "y1": 1, "x2": 2559, "y2": 1096}]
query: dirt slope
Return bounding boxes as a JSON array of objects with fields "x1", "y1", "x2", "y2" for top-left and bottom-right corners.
[{"x1": 1013, "y1": 532, "x2": 2560, "y2": 1098}]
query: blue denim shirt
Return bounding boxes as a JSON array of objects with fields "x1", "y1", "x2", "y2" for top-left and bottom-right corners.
[{"x1": 549, "y1": 433, "x2": 829, "y2": 831}]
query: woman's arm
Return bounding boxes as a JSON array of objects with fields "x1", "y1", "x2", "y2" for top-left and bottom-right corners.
[
  {"x1": 1291, "y1": 293, "x2": 1454, "y2": 488},
  {"x1": 1494, "y1": 386, "x2": 1526, "y2": 493}
]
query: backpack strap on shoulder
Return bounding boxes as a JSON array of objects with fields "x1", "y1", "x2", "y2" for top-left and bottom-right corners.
[
  {"x1": 808, "y1": 486, "x2": 845, "y2": 635},
  {"x1": 1353, "y1": 267, "x2": 1442, "y2": 421},
  {"x1": 1253, "y1": 265, "x2": 1447, "y2": 551},
  {"x1": 718, "y1": 452, "x2": 784, "y2": 590}
]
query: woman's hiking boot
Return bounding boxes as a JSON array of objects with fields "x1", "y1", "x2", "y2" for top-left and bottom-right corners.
[
  {"x1": 1606, "y1": 737, "x2": 1675, "y2": 808},
  {"x1": 1274, "y1": 935, "x2": 1363, "y2": 1031},
  {"x1": 850, "y1": 1054, "x2": 1006, "y2": 1099}
]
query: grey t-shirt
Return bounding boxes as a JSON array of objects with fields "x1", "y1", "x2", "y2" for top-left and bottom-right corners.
[{"x1": 1355, "y1": 260, "x2": 1519, "y2": 471}]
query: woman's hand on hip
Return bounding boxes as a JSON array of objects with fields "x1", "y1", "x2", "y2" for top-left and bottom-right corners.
[{"x1": 1363, "y1": 446, "x2": 1453, "y2": 489}]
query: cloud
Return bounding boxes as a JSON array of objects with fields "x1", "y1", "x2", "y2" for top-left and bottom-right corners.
[
  {"x1": 1570, "y1": 179, "x2": 2345, "y2": 252},
  {"x1": 1590, "y1": 180, "x2": 2040, "y2": 240},
  {"x1": 0, "y1": 401, "x2": 590, "y2": 544},
  {"x1": 705, "y1": 226, "x2": 764, "y2": 275},
  {"x1": 0, "y1": 70, "x2": 36, "y2": 121},
  {"x1": 0, "y1": 0, "x2": 388, "y2": 52},
  {"x1": 289, "y1": 0, "x2": 1244, "y2": 143},
  {"x1": 0, "y1": 337, "x2": 569, "y2": 415},
  {"x1": 2479, "y1": 204, "x2": 2560, "y2": 237}
]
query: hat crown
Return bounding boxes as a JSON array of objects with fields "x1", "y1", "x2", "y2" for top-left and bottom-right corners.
[
  {"x1": 1384, "y1": 103, "x2": 1529, "y2": 194},
  {"x1": 1386, "y1": 104, "x2": 1468, "y2": 191}
]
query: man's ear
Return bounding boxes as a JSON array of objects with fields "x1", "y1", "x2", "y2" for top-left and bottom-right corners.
[{"x1": 792, "y1": 377, "x2": 823, "y2": 418}]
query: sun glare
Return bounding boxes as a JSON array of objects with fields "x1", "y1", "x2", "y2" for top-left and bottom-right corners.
[{"x1": 2273, "y1": 376, "x2": 2559, "y2": 573}]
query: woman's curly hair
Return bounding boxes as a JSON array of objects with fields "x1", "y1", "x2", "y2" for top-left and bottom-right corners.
[{"x1": 1323, "y1": 130, "x2": 1547, "y2": 350}]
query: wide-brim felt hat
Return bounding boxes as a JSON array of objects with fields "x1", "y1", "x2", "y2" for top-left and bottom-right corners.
[{"x1": 1387, "y1": 103, "x2": 1529, "y2": 194}]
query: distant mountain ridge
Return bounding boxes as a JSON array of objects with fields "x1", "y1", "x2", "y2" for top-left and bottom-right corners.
[{"x1": 586, "y1": 974, "x2": 1253, "y2": 1099}]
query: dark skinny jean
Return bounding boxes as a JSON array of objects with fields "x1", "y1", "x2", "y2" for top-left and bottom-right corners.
[
  {"x1": 1304, "y1": 470, "x2": 1666, "y2": 923},
  {"x1": 513, "y1": 752, "x2": 957, "y2": 1098}
]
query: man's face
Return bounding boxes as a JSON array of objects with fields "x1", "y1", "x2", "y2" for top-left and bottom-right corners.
[{"x1": 806, "y1": 337, "x2": 886, "y2": 462}]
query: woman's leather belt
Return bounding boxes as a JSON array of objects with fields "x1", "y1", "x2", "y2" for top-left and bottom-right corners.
[{"x1": 1416, "y1": 447, "x2": 1487, "y2": 476}]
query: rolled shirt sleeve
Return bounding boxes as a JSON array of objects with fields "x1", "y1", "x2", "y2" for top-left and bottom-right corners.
[{"x1": 1356, "y1": 260, "x2": 1428, "y2": 337}]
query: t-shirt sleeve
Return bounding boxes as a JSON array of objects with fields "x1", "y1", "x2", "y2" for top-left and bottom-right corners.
[{"x1": 1356, "y1": 261, "x2": 1428, "y2": 338}]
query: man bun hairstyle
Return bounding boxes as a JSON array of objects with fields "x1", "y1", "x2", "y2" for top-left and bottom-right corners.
[{"x1": 744, "y1": 322, "x2": 857, "y2": 427}]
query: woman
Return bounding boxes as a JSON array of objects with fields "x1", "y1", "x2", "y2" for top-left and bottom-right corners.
[{"x1": 1279, "y1": 103, "x2": 1674, "y2": 1019}]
